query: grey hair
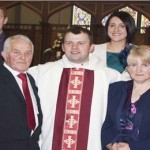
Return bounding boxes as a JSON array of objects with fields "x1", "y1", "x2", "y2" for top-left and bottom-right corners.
[{"x1": 3, "y1": 34, "x2": 34, "y2": 53}]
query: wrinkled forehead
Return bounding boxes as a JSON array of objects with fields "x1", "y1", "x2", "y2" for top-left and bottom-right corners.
[{"x1": 11, "y1": 39, "x2": 33, "y2": 51}]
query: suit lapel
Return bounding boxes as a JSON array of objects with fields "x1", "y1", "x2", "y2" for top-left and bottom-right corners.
[
  {"x1": 27, "y1": 73, "x2": 43, "y2": 135},
  {"x1": 116, "y1": 81, "x2": 133, "y2": 130}
]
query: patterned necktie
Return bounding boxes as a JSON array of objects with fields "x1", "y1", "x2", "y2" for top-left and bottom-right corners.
[{"x1": 18, "y1": 73, "x2": 36, "y2": 130}]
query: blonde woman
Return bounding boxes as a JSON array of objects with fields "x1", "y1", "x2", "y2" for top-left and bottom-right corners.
[{"x1": 102, "y1": 45, "x2": 150, "y2": 150}]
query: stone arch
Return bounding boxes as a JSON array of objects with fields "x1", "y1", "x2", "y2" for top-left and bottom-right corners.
[
  {"x1": 48, "y1": 3, "x2": 94, "y2": 24},
  {"x1": 5, "y1": 2, "x2": 42, "y2": 24}
]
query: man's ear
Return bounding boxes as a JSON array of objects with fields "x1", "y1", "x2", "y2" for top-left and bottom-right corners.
[
  {"x1": 89, "y1": 44, "x2": 95, "y2": 53},
  {"x1": 4, "y1": 17, "x2": 8, "y2": 25},
  {"x1": 1, "y1": 51, "x2": 7, "y2": 61},
  {"x1": 62, "y1": 44, "x2": 65, "y2": 52}
]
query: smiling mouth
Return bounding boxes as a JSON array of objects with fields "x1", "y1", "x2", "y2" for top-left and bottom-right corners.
[
  {"x1": 135, "y1": 74, "x2": 143, "y2": 76},
  {"x1": 113, "y1": 33, "x2": 121, "y2": 36},
  {"x1": 71, "y1": 51, "x2": 79, "y2": 54},
  {"x1": 18, "y1": 62, "x2": 26, "y2": 64}
]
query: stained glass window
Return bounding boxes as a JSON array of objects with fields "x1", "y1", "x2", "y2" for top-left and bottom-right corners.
[
  {"x1": 102, "y1": 6, "x2": 150, "y2": 34},
  {"x1": 101, "y1": 15, "x2": 110, "y2": 26},
  {"x1": 120, "y1": 6, "x2": 138, "y2": 25},
  {"x1": 141, "y1": 15, "x2": 150, "y2": 33},
  {"x1": 72, "y1": 5, "x2": 91, "y2": 29}
]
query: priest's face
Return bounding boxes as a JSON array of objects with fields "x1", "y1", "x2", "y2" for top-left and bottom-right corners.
[{"x1": 62, "y1": 32, "x2": 94, "y2": 64}]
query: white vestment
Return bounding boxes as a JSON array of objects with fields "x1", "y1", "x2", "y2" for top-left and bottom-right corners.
[{"x1": 28, "y1": 54, "x2": 121, "y2": 150}]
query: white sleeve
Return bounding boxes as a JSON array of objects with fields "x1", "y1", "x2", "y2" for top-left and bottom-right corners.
[
  {"x1": 28, "y1": 65, "x2": 40, "y2": 82},
  {"x1": 105, "y1": 68, "x2": 121, "y2": 83}
]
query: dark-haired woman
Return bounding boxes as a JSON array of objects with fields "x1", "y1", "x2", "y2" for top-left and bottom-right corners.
[{"x1": 94, "y1": 11, "x2": 136, "y2": 79}]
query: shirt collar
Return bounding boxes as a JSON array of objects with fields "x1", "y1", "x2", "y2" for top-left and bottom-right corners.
[{"x1": 3, "y1": 63, "x2": 26, "y2": 76}]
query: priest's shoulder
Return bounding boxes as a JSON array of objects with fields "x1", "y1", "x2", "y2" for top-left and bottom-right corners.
[{"x1": 28, "y1": 61, "x2": 58, "y2": 75}]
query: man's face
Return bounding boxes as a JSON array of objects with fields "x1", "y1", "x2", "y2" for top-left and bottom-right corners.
[
  {"x1": 62, "y1": 32, "x2": 94, "y2": 64},
  {"x1": 2, "y1": 39, "x2": 33, "y2": 73},
  {"x1": 0, "y1": 9, "x2": 8, "y2": 33}
]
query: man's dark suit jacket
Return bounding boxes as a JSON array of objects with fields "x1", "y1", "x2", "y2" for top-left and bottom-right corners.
[
  {"x1": 101, "y1": 80, "x2": 150, "y2": 150},
  {"x1": 0, "y1": 32, "x2": 8, "y2": 65},
  {"x1": 0, "y1": 64, "x2": 42, "y2": 150}
]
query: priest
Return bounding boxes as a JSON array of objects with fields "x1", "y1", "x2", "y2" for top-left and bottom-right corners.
[{"x1": 29, "y1": 26, "x2": 121, "y2": 150}]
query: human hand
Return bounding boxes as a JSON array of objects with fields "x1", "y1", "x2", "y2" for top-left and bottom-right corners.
[
  {"x1": 116, "y1": 142, "x2": 130, "y2": 150},
  {"x1": 106, "y1": 142, "x2": 118, "y2": 150}
]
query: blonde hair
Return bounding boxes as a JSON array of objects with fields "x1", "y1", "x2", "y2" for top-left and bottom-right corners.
[{"x1": 127, "y1": 45, "x2": 150, "y2": 65}]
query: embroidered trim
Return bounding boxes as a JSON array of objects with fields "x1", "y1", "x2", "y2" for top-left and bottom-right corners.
[{"x1": 61, "y1": 68, "x2": 85, "y2": 150}]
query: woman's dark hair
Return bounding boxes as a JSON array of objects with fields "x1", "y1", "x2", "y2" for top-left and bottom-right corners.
[{"x1": 104, "y1": 11, "x2": 136, "y2": 43}]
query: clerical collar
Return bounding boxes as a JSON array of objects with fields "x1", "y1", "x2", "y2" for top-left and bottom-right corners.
[{"x1": 68, "y1": 60, "x2": 89, "y2": 67}]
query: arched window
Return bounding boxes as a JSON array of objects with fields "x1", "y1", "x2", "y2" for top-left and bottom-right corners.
[
  {"x1": 72, "y1": 5, "x2": 91, "y2": 29},
  {"x1": 102, "y1": 6, "x2": 150, "y2": 34}
]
